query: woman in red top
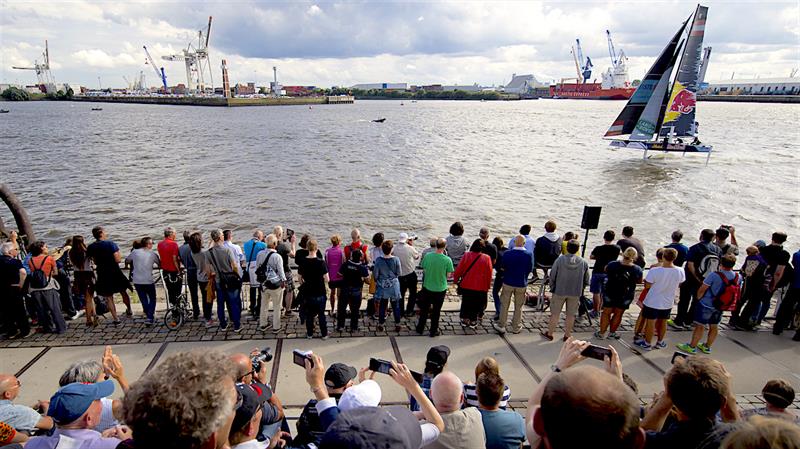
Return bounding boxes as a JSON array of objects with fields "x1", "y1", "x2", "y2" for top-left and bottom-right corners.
[
  {"x1": 454, "y1": 239, "x2": 493, "y2": 328},
  {"x1": 28, "y1": 240, "x2": 68, "y2": 333}
]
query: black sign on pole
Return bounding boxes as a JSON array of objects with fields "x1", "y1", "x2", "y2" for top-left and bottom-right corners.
[{"x1": 580, "y1": 206, "x2": 602, "y2": 258}]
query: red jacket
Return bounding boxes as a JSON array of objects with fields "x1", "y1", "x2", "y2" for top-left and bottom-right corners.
[{"x1": 453, "y1": 251, "x2": 493, "y2": 292}]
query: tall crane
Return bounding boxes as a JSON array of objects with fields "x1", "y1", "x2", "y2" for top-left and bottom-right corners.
[
  {"x1": 143, "y1": 46, "x2": 168, "y2": 90},
  {"x1": 12, "y1": 40, "x2": 56, "y2": 93},
  {"x1": 606, "y1": 30, "x2": 619, "y2": 66},
  {"x1": 162, "y1": 16, "x2": 214, "y2": 93},
  {"x1": 570, "y1": 46, "x2": 583, "y2": 83},
  {"x1": 575, "y1": 39, "x2": 593, "y2": 83}
]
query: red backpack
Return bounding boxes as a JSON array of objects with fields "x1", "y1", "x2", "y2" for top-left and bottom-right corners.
[{"x1": 712, "y1": 272, "x2": 741, "y2": 311}]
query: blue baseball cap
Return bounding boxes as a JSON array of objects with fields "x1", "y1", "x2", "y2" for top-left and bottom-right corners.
[{"x1": 47, "y1": 380, "x2": 115, "y2": 424}]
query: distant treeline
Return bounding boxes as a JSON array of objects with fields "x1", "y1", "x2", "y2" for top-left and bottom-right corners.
[
  {"x1": 318, "y1": 87, "x2": 518, "y2": 101},
  {"x1": 1, "y1": 86, "x2": 73, "y2": 101}
]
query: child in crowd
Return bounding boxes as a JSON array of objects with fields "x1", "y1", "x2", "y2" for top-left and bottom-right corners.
[
  {"x1": 636, "y1": 248, "x2": 684, "y2": 350},
  {"x1": 633, "y1": 247, "x2": 664, "y2": 342},
  {"x1": 463, "y1": 356, "x2": 511, "y2": 409}
]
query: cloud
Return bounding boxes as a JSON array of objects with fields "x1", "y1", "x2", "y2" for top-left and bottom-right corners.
[{"x1": 1, "y1": 0, "x2": 798, "y2": 88}]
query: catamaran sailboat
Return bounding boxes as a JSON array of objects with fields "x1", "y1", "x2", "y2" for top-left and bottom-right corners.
[{"x1": 605, "y1": 4, "x2": 711, "y2": 162}]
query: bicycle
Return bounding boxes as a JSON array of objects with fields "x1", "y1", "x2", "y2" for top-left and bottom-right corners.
[{"x1": 162, "y1": 272, "x2": 191, "y2": 330}]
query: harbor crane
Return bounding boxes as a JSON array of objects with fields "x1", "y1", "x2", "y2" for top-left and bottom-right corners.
[
  {"x1": 575, "y1": 39, "x2": 593, "y2": 83},
  {"x1": 162, "y1": 15, "x2": 214, "y2": 93},
  {"x1": 12, "y1": 40, "x2": 56, "y2": 93},
  {"x1": 143, "y1": 46, "x2": 168, "y2": 90}
]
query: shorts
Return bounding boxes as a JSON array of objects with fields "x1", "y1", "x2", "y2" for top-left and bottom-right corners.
[
  {"x1": 642, "y1": 305, "x2": 671, "y2": 320},
  {"x1": 328, "y1": 280, "x2": 343, "y2": 289},
  {"x1": 590, "y1": 273, "x2": 606, "y2": 294},
  {"x1": 603, "y1": 294, "x2": 633, "y2": 310},
  {"x1": 693, "y1": 302, "x2": 723, "y2": 326},
  {"x1": 551, "y1": 294, "x2": 579, "y2": 316}
]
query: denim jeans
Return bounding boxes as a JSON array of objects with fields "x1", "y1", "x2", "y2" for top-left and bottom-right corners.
[
  {"x1": 338, "y1": 287, "x2": 363, "y2": 330},
  {"x1": 134, "y1": 284, "x2": 157, "y2": 321},
  {"x1": 378, "y1": 297, "x2": 401, "y2": 325},
  {"x1": 305, "y1": 295, "x2": 328, "y2": 337},
  {"x1": 492, "y1": 275, "x2": 504, "y2": 319},
  {"x1": 216, "y1": 284, "x2": 242, "y2": 329}
]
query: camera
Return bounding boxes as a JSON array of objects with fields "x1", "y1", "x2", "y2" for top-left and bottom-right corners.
[{"x1": 252, "y1": 347, "x2": 274, "y2": 373}]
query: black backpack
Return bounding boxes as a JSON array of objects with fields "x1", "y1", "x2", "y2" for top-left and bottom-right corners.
[{"x1": 29, "y1": 256, "x2": 51, "y2": 289}]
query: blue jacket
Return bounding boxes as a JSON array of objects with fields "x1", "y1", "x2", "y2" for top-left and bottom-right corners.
[{"x1": 502, "y1": 248, "x2": 533, "y2": 288}]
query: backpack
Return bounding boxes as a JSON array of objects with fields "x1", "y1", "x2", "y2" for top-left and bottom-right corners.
[
  {"x1": 604, "y1": 263, "x2": 635, "y2": 301},
  {"x1": 255, "y1": 252, "x2": 281, "y2": 289},
  {"x1": 30, "y1": 256, "x2": 51, "y2": 289},
  {"x1": 534, "y1": 236, "x2": 561, "y2": 267},
  {"x1": 712, "y1": 272, "x2": 741, "y2": 311},
  {"x1": 697, "y1": 253, "x2": 720, "y2": 278}
]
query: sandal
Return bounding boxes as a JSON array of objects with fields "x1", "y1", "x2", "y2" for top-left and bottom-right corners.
[{"x1": 540, "y1": 330, "x2": 554, "y2": 341}]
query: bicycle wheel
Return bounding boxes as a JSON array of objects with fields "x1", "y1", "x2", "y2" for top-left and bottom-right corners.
[{"x1": 164, "y1": 307, "x2": 184, "y2": 330}]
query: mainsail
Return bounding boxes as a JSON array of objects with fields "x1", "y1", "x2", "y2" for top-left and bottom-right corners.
[
  {"x1": 604, "y1": 19, "x2": 689, "y2": 138},
  {"x1": 659, "y1": 5, "x2": 708, "y2": 138}
]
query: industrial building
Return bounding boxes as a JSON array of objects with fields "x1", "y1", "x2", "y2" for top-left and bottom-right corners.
[
  {"x1": 351, "y1": 82, "x2": 408, "y2": 90},
  {"x1": 705, "y1": 77, "x2": 800, "y2": 95},
  {"x1": 504, "y1": 74, "x2": 547, "y2": 94}
]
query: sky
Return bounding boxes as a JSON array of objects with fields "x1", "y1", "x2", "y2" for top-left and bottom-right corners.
[{"x1": 1, "y1": 0, "x2": 798, "y2": 89}]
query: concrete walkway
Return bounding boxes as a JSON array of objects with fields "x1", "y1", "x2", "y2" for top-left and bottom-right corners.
[{"x1": 2, "y1": 285, "x2": 799, "y2": 426}]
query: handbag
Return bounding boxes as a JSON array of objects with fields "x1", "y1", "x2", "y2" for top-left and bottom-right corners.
[
  {"x1": 208, "y1": 249, "x2": 242, "y2": 291},
  {"x1": 257, "y1": 252, "x2": 282, "y2": 290},
  {"x1": 456, "y1": 253, "x2": 481, "y2": 295}
]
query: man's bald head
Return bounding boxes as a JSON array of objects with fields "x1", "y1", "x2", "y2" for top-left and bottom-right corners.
[
  {"x1": 535, "y1": 366, "x2": 643, "y2": 449},
  {"x1": 430, "y1": 371, "x2": 464, "y2": 413},
  {"x1": 0, "y1": 374, "x2": 19, "y2": 400},
  {"x1": 229, "y1": 354, "x2": 252, "y2": 380}
]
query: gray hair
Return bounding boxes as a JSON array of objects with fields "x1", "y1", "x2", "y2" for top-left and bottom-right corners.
[
  {"x1": 266, "y1": 234, "x2": 278, "y2": 248},
  {"x1": 164, "y1": 227, "x2": 175, "y2": 238},
  {"x1": 59, "y1": 360, "x2": 103, "y2": 386},
  {"x1": 210, "y1": 229, "x2": 223, "y2": 242},
  {"x1": 0, "y1": 242, "x2": 14, "y2": 256},
  {"x1": 253, "y1": 229, "x2": 263, "y2": 238},
  {"x1": 123, "y1": 350, "x2": 235, "y2": 448}
]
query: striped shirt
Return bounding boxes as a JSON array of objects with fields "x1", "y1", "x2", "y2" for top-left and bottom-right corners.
[{"x1": 463, "y1": 383, "x2": 511, "y2": 410}]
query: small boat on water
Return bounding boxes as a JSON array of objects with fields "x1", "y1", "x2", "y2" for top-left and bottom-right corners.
[
  {"x1": 0, "y1": 109, "x2": 9, "y2": 114},
  {"x1": 372, "y1": 118, "x2": 386, "y2": 123},
  {"x1": 605, "y1": 4, "x2": 712, "y2": 163},
  {"x1": 91, "y1": 107, "x2": 103, "y2": 111}
]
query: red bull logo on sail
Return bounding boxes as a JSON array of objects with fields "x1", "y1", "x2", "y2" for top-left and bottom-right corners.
[{"x1": 669, "y1": 88, "x2": 696, "y2": 114}]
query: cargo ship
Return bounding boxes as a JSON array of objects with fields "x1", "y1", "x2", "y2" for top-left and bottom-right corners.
[{"x1": 551, "y1": 31, "x2": 635, "y2": 100}]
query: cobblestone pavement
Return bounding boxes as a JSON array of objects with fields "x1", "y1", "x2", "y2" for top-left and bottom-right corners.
[{"x1": 1, "y1": 284, "x2": 781, "y2": 348}]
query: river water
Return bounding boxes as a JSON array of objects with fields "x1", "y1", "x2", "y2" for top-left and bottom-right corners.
[{"x1": 1, "y1": 99, "x2": 798, "y2": 256}]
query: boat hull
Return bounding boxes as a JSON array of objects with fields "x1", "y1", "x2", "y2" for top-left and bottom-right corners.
[
  {"x1": 609, "y1": 140, "x2": 712, "y2": 153},
  {"x1": 550, "y1": 83, "x2": 635, "y2": 100}
]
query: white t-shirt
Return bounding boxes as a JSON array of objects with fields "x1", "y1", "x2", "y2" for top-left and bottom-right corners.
[
  {"x1": 125, "y1": 248, "x2": 160, "y2": 285},
  {"x1": 644, "y1": 266, "x2": 685, "y2": 310}
]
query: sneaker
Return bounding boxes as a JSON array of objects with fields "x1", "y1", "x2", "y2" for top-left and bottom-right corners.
[
  {"x1": 125, "y1": 309, "x2": 133, "y2": 317},
  {"x1": 633, "y1": 333, "x2": 644, "y2": 344},
  {"x1": 792, "y1": 333, "x2": 800, "y2": 342},
  {"x1": 667, "y1": 319, "x2": 682, "y2": 330},
  {"x1": 233, "y1": 327, "x2": 242, "y2": 333},
  {"x1": 145, "y1": 319, "x2": 154, "y2": 327},
  {"x1": 112, "y1": 320, "x2": 122, "y2": 326},
  {"x1": 491, "y1": 321, "x2": 506, "y2": 335},
  {"x1": 321, "y1": 335, "x2": 329, "y2": 341},
  {"x1": 511, "y1": 326, "x2": 522, "y2": 334},
  {"x1": 205, "y1": 319, "x2": 216, "y2": 328},
  {"x1": 430, "y1": 329, "x2": 441, "y2": 337},
  {"x1": 272, "y1": 326, "x2": 282, "y2": 333},
  {"x1": 336, "y1": 327, "x2": 345, "y2": 332},
  {"x1": 74, "y1": 310, "x2": 85, "y2": 318},
  {"x1": 540, "y1": 330, "x2": 554, "y2": 341},
  {"x1": 675, "y1": 343, "x2": 697, "y2": 354},
  {"x1": 697, "y1": 343, "x2": 712, "y2": 354},
  {"x1": 306, "y1": 334, "x2": 313, "y2": 339},
  {"x1": 258, "y1": 325, "x2": 269, "y2": 332},
  {"x1": 608, "y1": 332, "x2": 621, "y2": 340},
  {"x1": 634, "y1": 340, "x2": 652, "y2": 351},
  {"x1": 377, "y1": 324, "x2": 385, "y2": 332},
  {"x1": 468, "y1": 322, "x2": 479, "y2": 330},
  {"x1": 594, "y1": 330, "x2": 606, "y2": 339},
  {"x1": 220, "y1": 324, "x2": 229, "y2": 331},
  {"x1": 654, "y1": 340, "x2": 667, "y2": 349}
]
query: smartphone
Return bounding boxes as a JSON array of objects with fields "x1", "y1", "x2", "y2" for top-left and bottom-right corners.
[
  {"x1": 286, "y1": 228, "x2": 295, "y2": 239},
  {"x1": 671, "y1": 351, "x2": 690, "y2": 364},
  {"x1": 293, "y1": 349, "x2": 313, "y2": 368},
  {"x1": 369, "y1": 358, "x2": 424, "y2": 383},
  {"x1": 581, "y1": 344, "x2": 612, "y2": 361}
]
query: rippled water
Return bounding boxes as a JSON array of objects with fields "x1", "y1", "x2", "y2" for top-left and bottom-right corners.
[{"x1": 1, "y1": 99, "x2": 798, "y2": 254}]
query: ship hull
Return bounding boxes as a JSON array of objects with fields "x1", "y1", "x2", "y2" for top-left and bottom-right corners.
[
  {"x1": 550, "y1": 83, "x2": 635, "y2": 100},
  {"x1": 609, "y1": 139, "x2": 712, "y2": 153}
]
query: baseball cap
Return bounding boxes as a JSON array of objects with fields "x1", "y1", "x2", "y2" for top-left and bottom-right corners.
[
  {"x1": 320, "y1": 406, "x2": 422, "y2": 449},
  {"x1": 398, "y1": 232, "x2": 409, "y2": 242},
  {"x1": 425, "y1": 345, "x2": 450, "y2": 373},
  {"x1": 325, "y1": 363, "x2": 357, "y2": 389},
  {"x1": 232, "y1": 382, "x2": 271, "y2": 432},
  {"x1": 338, "y1": 379, "x2": 381, "y2": 411},
  {"x1": 47, "y1": 380, "x2": 115, "y2": 424}
]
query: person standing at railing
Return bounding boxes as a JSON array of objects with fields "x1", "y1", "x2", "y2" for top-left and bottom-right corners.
[
  {"x1": 157, "y1": 227, "x2": 182, "y2": 307},
  {"x1": 179, "y1": 230, "x2": 200, "y2": 320},
  {"x1": 125, "y1": 237, "x2": 160, "y2": 325},
  {"x1": 243, "y1": 230, "x2": 266, "y2": 319},
  {"x1": 87, "y1": 226, "x2": 132, "y2": 325}
]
